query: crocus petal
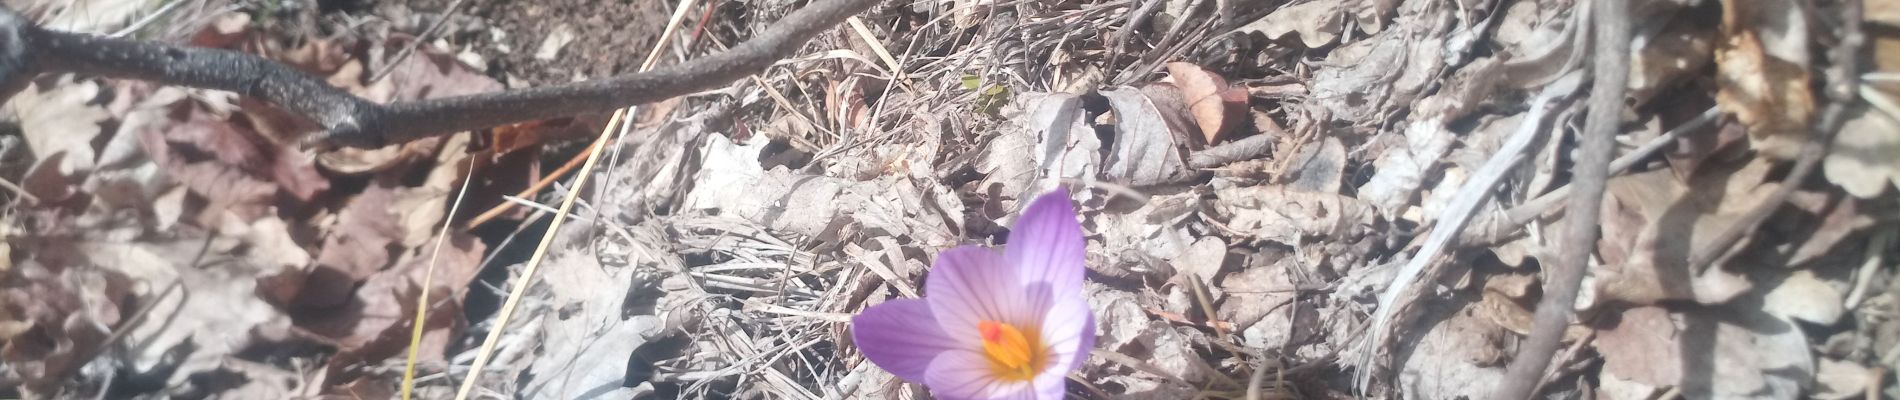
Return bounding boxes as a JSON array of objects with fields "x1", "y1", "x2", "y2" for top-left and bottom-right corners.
[
  {"x1": 927, "y1": 246, "x2": 1043, "y2": 347},
  {"x1": 851, "y1": 298, "x2": 956, "y2": 382},
  {"x1": 1068, "y1": 308, "x2": 1096, "y2": 368},
  {"x1": 1031, "y1": 369, "x2": 1071, "y2": 400},
  {"x1": 1037, "y1": 296, "x2": 1096, "y2": 373},
  {"x1": 925, "y1": 349, "x2": 1039, "y2": 400},
  {"x1": 1004, "y1": 191, "x2": 1087, "y2": 304}
]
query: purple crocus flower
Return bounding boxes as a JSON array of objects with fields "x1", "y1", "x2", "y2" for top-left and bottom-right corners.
[{"x1": 851, "y1": 191, "x2": 1096, "y2": 399}]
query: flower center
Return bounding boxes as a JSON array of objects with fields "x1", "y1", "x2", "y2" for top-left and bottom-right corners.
[{"x1": 977, "y1": 320, "x2": 1046, "y2": 382}]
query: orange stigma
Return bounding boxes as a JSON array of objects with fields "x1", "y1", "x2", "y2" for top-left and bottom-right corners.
[{"x1": 976, "y1": 321, "x2": 1046, "y2": 381}]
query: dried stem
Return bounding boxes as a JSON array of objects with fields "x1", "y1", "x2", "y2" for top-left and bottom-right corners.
[
  {"x1": 0, "y1": 0, "x2": 882, "y2": 148},
  {"x1": 1492, "y1": 0, "x2": 1630, "y2": 397}
]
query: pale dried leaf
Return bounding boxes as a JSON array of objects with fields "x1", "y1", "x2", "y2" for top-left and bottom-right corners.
[
  {"x1": 1397, "y1": 301, "x2": 1508, "y2": 399},
  {"x1": 12, "y1": 78, "x2": 108, "y2": 177},
  {"x1": 1596, "y1": 305, "x2": 1812, "y2": 399},
  {"x1": 1100, "y1": 86, "x2": 1196, "y2": 187},
  {"x1": 1312, "y1": 37, "x2": 1409, "y2": 122},
  {"x1": 1598, "y1": 368, "x2": 1664, "y2": 400},
  {"x1": 94, "y1": 241, "x2": 291, "y2": 387},
  {"x1": 979, "y1": 92, "x2": 1097, "y2": 204},
  {"x1": 1763, "y1": 270, "x2": 1846, "y2": 325},
  {"x1": 1872, "y1": 0, "x2": 1900, "y2": 27},
  {"x1": 1216, "y1": 185, "x2": 1376, "y2": 245},
  {"x1": 1814, "y1": 358, "x2": 1875, "y2": 400},
  {"x1": 1091, "y1": 285, "x2": 1150, "y2": 350},
  {"x1": 1235, "y1": 1, "x2": 1345, "y2": 48},
  {"x1": 1357, "y1": 118, "x2": 1454, "y2": 216},
  {"x1": 685, "y1": 133, "x2": 769, "y2": 212},
  {"x1": 1171, "y1": 236, "x2": 1226, "y2": 291},
  {"x1": 374, "y1": 46, "x2": 506, "y2": 103},
  {"x1": 1823, "y1": 105, "x2": 1900, "y2": 198},
  {"x1": 1093, "y1": 193, "x2": 1197, "y2": 283},
  {"x1": 391, "y1": 135, "x2": 471, "y2": 248},
  {"x1": 303, "y1": 231, "x2": 483, "y2": 362},
  {"x1": 1224, "y1": 255, "x2": 1305, "y2": 349},
  {"x1": 1495, "y1": 1, "x2": 1582, "y2": 88}
]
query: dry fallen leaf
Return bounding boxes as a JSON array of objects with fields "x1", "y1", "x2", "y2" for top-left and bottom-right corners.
[
  {"x1": 684, "y1": 133, "x2": 769, "y2": 213},
  {"x1": 368, "y1": 40, "x2": 506, "y2": 104},
  {"x1": 1397, "y1": 300, "x2": 1509, "y2": 399},
  {"x1": 305, "y1": 231, "x2": 485, "y2": 367},
  {"x1": 10, "y1": 77, "x2": 109, "y2": 179},
  {"x1": 391, "y1": 134, "x2": 472, "y2": 248},
  {"x1": 1357, "y1": 118, "x2": 1454, "y2": 217},
  {"x1": 1163, "y1": 62, "x2": 1249, "y2": 144},
  {"x1": 1100, "y1": 85, "x2": 1197, "y2": 187},
  {"x1": 1594, "y1": 158, "x2": 1778, "y2": 306},
  {"x1": 47, "y1": 237, "x2": 300, "y2": 393},
  {"x1": 1813, "y1": 358, "x2": 1875, "y2": 400},
  {"x1": 1170, "y1": 236, "x2": 1227, "y2": 293},
  {"x1": 1092, "y1": 191, "x2": 1198, "y2": 281},
  {"x1": 119, "y1": 87, "x2": 330, "y2": 215},
  {"x1": 1234, "y1": 0, "x2": 1347, "y2": 48},
  {"x1": 1762, "y1": 270, "x2": 1846, "y2": 325},
  {"x1": 979, "y1": 92, "x2": 1098, "y2": 205},
  {"x1": 1221, "y1": 252, "x2": 1307, "y2": 349},
  {"x1": 1714, "y1": 0, "x2": 1814, "y2": 159},
  {"x1": 302, "y1": 182, "x2": 405, "y2": 308},
  {"x1": 523, "y1": 240, "x2": 670, "y2": 398},
  {"x1": 1215, "y1": 185, "x2": 1376, "y2": 246},
  {"x1": 1284, "y1": 137, "x2": 1347, "y2": 193},
  {"x1": 1822, "y1": 105, "x2": 1900, "y2": 198},
  {"x1": 1872, "y1": 0, "x2": 1900, "y2": 27},
  {"x1": 1311, "y1": 37, "x2": 1409, "y2": 123},
  {"x1": 1596, "y1": 305, "x2": 1811, "y2": 399}
]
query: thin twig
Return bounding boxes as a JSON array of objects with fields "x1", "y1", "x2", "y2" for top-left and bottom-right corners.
[
  {"x1": 107, "y1": 0, "x2": 191, "y2": 38},
  {"x1": 1688, "y1": 0, "x2": 1864, "y2": 275},
  {"x1": 1189, "y1": 127, "x2": 1281, "y2": 168},
  {"x1": 1493, "y1": 106, "x2": 1721, "y2": 231},
  {"x1": 368, "y1": 0, "x2": 469, "y2": 83},
  {"x1": 1493, "y1": 0, "x2": 1629, "y2": 395},
  {"x1": 0, "y1": 0, "x2": 882, "y2": 149},
  {"x1": 0, "y1": 174, "x2": 39, "y2": 205},
  {"x1": 463, "y1": 138, "x2": 601, "y2": 229}
]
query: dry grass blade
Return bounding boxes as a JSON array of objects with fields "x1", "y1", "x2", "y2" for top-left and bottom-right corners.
[
  {"x1": 452, "y1": 109, "x2": 625, "y2": 400},
  {"x1": 400, "y1": 156, "x2": 478, "y2": 400},
  {"x1": 846, "y1": 15, "x2": 911, "y2": 93}
]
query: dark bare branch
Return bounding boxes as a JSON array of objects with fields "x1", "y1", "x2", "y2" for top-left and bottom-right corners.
[
  {"x1": 0, "y1": 0, "x2": 883, "y2": 148},
  {"x1": 1492, "y1": 0, "x2": 1631, "y2": 397}
]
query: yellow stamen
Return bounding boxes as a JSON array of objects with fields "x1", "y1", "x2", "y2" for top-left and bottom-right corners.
[{"x1": 977, "y1": 320, "x2": 1046, "y2": 381}]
